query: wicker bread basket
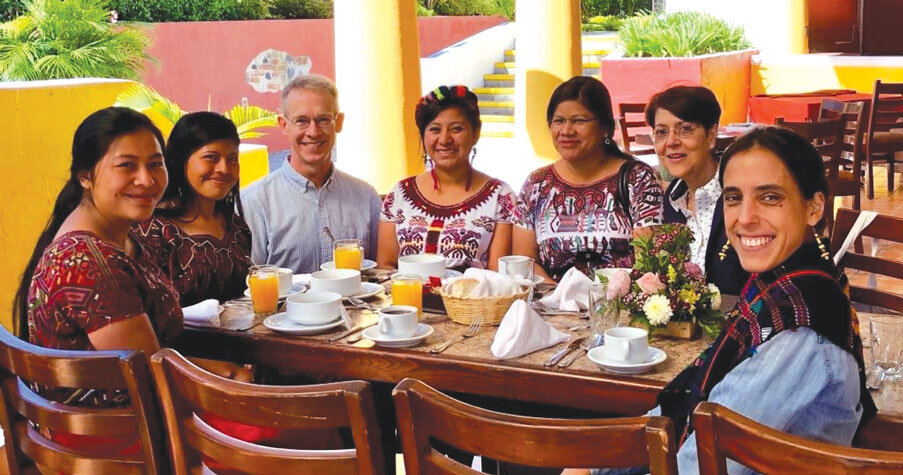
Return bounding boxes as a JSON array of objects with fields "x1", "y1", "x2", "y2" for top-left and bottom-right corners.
[{"x1": 437, "y1": 279, "x2": 530, "y2": 326}]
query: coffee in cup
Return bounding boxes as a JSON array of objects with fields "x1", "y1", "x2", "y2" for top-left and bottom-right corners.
[
  {"x1": 602, "y1": 327, "x2": 649, "y2": 364},
  {"x1": 377, "y1": 305, "x2": 419, "y2": 338}
]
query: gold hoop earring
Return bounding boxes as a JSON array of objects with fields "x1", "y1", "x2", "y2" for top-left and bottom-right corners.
[
  {"x1": 719, "y1": 240, "x2": 731, "y2": 261},
  {"x1": 814, "y1": 228, "x2": 830, "y2": 261}
]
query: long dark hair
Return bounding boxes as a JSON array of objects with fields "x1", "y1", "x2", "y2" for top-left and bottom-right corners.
[
  {"x1": 157, "y1": 112, "x2": 243, "y2": 220},
  {"x1": 13, "y1": 107, "x2": 165, "y2": 339},
  {"x1": 546, "y1": 76, "x2": 633, "y2": 161}
]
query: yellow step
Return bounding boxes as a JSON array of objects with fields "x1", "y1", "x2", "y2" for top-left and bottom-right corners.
[
  {"x1": 474, "y1": 87, "x2": 514, "y2": 94},
  {"x1": 478, "y1": 101, "x2": 514, "y2": 108},
  {"x1": 485, "y1": 74, "x2": 514, "y2": 81},
  {"x1": 495, "y1": 61, "x2": 517, "y2": 68},
  {"x1": 482, "y1": 130, "x2": 515, "y2": 138},
  {"x1": 584, "y1": 61, "x2": 601, "y2": 68},
  {"x1": 481, "y1": 115, "x2": 514, "y2": 123}
]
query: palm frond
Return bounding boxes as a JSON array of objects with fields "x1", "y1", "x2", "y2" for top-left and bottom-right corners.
[
  {"x1": 223, "y1": 104, "x2": 278, "y2": 139},
  {"x1": 114, "y1": 83, "x2": 185, "y2": 124}
]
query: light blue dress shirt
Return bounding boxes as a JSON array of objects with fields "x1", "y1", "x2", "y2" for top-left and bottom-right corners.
[
  {"x1": 241, "y1": 159, "x2": 381, "y2": 274},
  {"x1": 595, "y1": 328, "x2": 863, "y2": 475}
]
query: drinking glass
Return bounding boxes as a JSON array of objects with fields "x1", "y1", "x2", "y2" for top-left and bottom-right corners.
[
  {"x1": 870, "y1": 315, "x2": 903, "y2": 381},
  {"x1": 248, "y1": 265, "x2": 279, "y2": 314},
  {"x1": 588, "y1": 283, "x2": 621, "y2": 338},
  {"x1": 391, "y1": 274, "x2": 423, "y2": 316},
  {"x1": 333, "y1": 239, "x2": 362, "y2": 270}
]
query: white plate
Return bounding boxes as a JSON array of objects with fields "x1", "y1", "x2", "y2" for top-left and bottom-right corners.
[
  {"x1": 362, "y1": 323, "x2": 433, "y2": 348},
  {"x1": 262, "y1": 313, "x2": 344, "y2": 335},
  {"x1": 350, "y1": 282, "x2": 384, "y2": 299},
  {"x1": 320, "y1": 259, "x2": 377, "y2": 271},
  {"x1": 391, "y1": 269, "x2": 462, "y2": 283},
  {"x1": 586, "y1": 346, "x2": 667, "y2": 374},
  {"x1": 243, "y1": 282, "x2": 307, "y2": 300}
]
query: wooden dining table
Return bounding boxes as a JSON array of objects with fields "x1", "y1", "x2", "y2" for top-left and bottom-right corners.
[{"x1": 175, "y1": 282, "x2": 903, "y2": 467}]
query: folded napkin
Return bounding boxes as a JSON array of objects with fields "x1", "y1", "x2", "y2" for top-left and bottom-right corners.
[
  {"x1": 832, "y1": 211, "x2": 877, "y2": 266},
  {"x1": 491, "y1": 299, "x2": 568, "y2": 359},
  {"x1": 539, "y1": 267, "x2": 593, "y2": 311},
  {"x1": 442, "y1": 268, "x2": 522, "y2": 298},
  {"x1": 182, "y1": 299, "x2": 221, "y2": 327}
]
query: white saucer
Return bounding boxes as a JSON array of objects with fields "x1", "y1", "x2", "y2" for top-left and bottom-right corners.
[
  {"x1": 243, "y1": 282, "x2": 307, "y2": 300},
  {"x1": 350, "y1": 282, "x2": 384, "y2": 299},
  {"x1": 263, "y1": 313, "x2": 344, "y2": 335},
  {"x1": 362, "y1": 323, "x2": 433, "y2": 348},
  {"x1": 391, "y1": 270, "x2": 462, "y2": 283},
  {"x1": 531, "y1": 276, "x2": 546, "y2": 285},
  {"x1": 586, "y1": 346, "x2": 667, "y2": 374},
  {"x1": 320, "y1": 259, "x2": 377, "y2": 271}
]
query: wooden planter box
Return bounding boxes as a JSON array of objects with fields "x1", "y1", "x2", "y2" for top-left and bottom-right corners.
[
  {"x1": 632, "y1": 320, "x2": 701, "y2": 340},
  {"x1": 599, "y1": 49, "x2": 757, "y2": 126}
]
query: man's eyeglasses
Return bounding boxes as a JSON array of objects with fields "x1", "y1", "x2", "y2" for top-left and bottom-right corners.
[
  {"x1": 289, "y1": 115, "x2": 337, "y2": 130},
  {"x1": 549, "y1": 116, "x2": 597, "y2": 129},
  {"x1": 652, "y1": 123, "x2": 701, "y2": 143}
]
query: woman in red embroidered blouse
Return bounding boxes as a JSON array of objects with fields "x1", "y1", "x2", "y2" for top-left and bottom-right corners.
[
  {"x1": 377, "y1": 85, "x2": 516, "y2": 271},
  {"x1": 132, "y1": 112, "x2": 252, "y2": 306},
  {"x1": 13, "y1": 108, "x2": 180, "y2": 454}
]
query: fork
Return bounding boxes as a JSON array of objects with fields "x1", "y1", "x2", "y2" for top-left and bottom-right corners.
[{"x1": 430, "y1": 315, "x2": 484, "y2": 354}]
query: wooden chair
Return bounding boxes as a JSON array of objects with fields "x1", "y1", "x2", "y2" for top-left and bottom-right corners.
[
  {"x1": 0, "y1": 326, "x2": 167, "y2": 474},
  {"x1": 830, "y1": 208, "x2": 903, "y2": 313},
  {"x1": 693, "y1": 401, "x2": 903, "y2": 474},
  {"x1": 150, "y1": 348, "x2": 385, "y2": 475},
  {"x1": 618, "y1": 102, "x2": 657, "y2": 160},
  {"x1": 393, "y1": 378, "x2": 677, "y2": 474},
  {"x1": 775, "y1": 117, "x2": 848, "y2": 234},
  {"x1": 818, "y1": 99, "x2": 869, "y2": 211},
  {"x1": 864, "y1": 80, "x2": 903, "y2": 199}
]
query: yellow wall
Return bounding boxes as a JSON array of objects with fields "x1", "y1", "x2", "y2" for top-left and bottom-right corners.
[
  {"x1": 0, "y1": 79, "x2": 134, "y2": 331},
  {"x1": 752, "y1": 56, "x2": 903, "y2": 95},
  {"x1": 238, "y1": 144, "x2": 269, "y2": 189}
]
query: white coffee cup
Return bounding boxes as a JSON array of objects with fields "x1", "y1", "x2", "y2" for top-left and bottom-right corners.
[
  {"x1": 377, "y1": 305, "x2": 419, "y2": 338},
  {"x1": 276, "y1": 267, "x2": 293, "y2": 295},
  {"x1": 498, "y1": 255, "x2": 534, "y2": 279},
  {"x1": 310, "y1": 269, "x2": 361, "y2": 297},
  {"x1": 603, "y1": 327, "x2": 649, "y2": 364},
  {"x1": 285, "y1": 291, "x2": 342, "y2": 325},
  {"x1": 398, "y1": 254, "x2": 446, "y2": 280}
]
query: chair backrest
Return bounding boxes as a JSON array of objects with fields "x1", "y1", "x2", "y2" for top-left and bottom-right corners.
[
  {"x1": 150, "y1": 348, "x2": 385, "y2": 475},
  {"x1": 867, "y1": 80, "x2": 903, "y2": 138},
  {"x1": 393, "y1": 378, "x2": 677, "y2": 475},
  {"x1": 830, "y1": 208, "x2": 903, "y2": 312},
  {"x1": 0, "y1": 326, "x2": 166, "y2": 475},
  {"x1": 618, "y1": 102, "x2": 654, "y2": 154},
  {"x1": 693, "y1": 402, "x2": 903, "y2": 474},
  {"x1": 818, "y1": 99, "x2": 869, "y2": 167}
]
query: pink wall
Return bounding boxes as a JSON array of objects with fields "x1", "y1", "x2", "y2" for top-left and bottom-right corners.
[{"x1": 141, "y1": 16, "x2": 506, "y2": 150}]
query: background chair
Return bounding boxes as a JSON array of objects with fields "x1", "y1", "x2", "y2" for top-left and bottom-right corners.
[
  {"x1": 393, "y1": 378, "x2": 677, "y2": 475},
  {"x1": 618, "y1": 102, "x2": 658, "y2": 164},
  {"x1": 150, "y1": 348, "x2": 385, "y2": 475},
  {"x1": 818, "y1": 99, "x2": 869, "y2": 212},
  {"x1": 830, "y1": 208, "x2": 903, "y2": 313},
  {"x1": 0, "y1": 326, "x2": 167, "y2": 475},
  {"x1": 775, "y1": 117, "x2": 849, "y2": 235},
  {"x1": 864, "y1": 80, "x2": 903, "y2": 199},
  {"x1": 693, "y1": 401, "x2": 903, "y2": 474}
]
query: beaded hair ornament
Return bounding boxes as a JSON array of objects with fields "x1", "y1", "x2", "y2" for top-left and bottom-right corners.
[{"x1": 418, "y1": 85, "x2": 478, "y2": 192}]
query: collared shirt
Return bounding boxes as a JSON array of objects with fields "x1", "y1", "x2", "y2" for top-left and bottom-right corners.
[
  {"x1": 669, "y1": 175, "x2": 721, "y2": 274},
  {"x1": 241, "y1": 159, "x2": 381, "y2": 273}
]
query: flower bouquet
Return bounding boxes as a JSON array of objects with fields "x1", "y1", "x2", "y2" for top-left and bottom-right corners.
[{"x1": 596, "y1": 224, "x2": 725, "y2": 338}]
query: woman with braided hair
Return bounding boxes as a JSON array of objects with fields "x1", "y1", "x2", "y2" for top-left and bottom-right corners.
[{"x1": 377, "y1": 85, "x2": 517, "y2": 271}]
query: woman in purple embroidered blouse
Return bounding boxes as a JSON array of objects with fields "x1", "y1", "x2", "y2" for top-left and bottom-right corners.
[
  {"x1": 513, "y1": 77, "x2": 664, "y2": 282},
  {"x1": 377, "y1": 85, "x2": 516, "y2": 271},
  {"x1": 132, "y1": 112, "x2": 252, "y2": 306}
]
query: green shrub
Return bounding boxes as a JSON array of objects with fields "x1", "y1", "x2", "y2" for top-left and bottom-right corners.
[
  {"x1": 582, "y1": 14, "x2": 622, "y2": 32},
  {"x1": 0, "y1": 0, "x2": 152, "y2": 80},
  {"x1": 111, "y1": 0, "x2": 270, "y2": 22},
  {"x1": 269, "y1": 0, "x2": 332, "y2": 19},
  {"x1": 0, "y1": 0, "x2": 26, "y2": 21},
  {"x1": 618, "y1": 11, "x2": 750, "y2": 57},
  {"x1": 417, "y1": 4, "x2": 434, "y2": 16},
  {"x1": 581, "y1": 0, "x2": 651, "y2": 22},
  {"x1": 429, "y1": 0, "x2": 512, "y2": 18}
]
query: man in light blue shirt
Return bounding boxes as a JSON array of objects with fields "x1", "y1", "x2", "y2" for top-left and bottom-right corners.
[{"x1": 242, "y1": 75, "x2": 381, "y2": 273}]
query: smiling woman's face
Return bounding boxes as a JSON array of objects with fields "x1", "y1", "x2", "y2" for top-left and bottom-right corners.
[{"x1": 722, "y1": 147, "x2": 824, "y2": 273}]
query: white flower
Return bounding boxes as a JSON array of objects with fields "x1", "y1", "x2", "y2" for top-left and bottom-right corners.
[
  {"x1": 643, "y1": 294, "x2": 673, "y2": 326},
  {"x1": 707, "y1": 283, "x2": 722, "y2": 309}
]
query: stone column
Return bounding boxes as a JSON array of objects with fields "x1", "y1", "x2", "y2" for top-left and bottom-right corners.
[
  {"x1": 787, "y1": 0, "x2": 809, "y2": 54},
  {"x1": 334, "y1": 0, "x2": 423, "y2": 193}
]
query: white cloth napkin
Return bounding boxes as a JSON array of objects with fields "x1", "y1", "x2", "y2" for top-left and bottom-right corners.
[
  {"x1": 539, "y1": 267, "x2": 593, "y2": 311},
  {"x1": 442, "y1": 268, "x2": 522, "y2": 298},
  {"x1": 182, "y1": 299, "x2": 220, "y2": 326},
  {"x1": 491, "y1": 300, "x2": 568, "y2": 359},
  {"x1": 833, "y1": 210, "x2": 877, "y2": 266}
]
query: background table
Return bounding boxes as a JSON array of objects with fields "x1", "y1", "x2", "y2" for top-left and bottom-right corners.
[{"x1": 748, "y1": 92, "x2": 872, "y2": 125}]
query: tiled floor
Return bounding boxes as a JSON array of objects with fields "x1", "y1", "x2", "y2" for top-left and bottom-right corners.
[{"x1": 835, "y1": 167, "x2": 903, "y2": 300}]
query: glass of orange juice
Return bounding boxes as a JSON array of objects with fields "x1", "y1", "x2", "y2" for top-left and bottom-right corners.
[
  {"x1": 248, "y1": 265, "x2": 279, "y2": 314},
  {"x1": 333, "y1": 239, "x2": 362, "y2": 270},
  {"x1": 391, "y1": 274, "x2": 423, "y2": 316}
]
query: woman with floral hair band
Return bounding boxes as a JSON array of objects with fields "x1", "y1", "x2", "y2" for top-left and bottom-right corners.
[{"x1": 377, "y1": 85, "x2": 516, "y2": 271}]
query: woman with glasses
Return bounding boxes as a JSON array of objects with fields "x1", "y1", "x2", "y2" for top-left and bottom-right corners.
[
  {"x1": 513, "y1": 76, "x2": 663, "y2": 281},
  {"x1": 377, "y1": 85, "x2": 516, "y2": 271},
  {"x1": 646, "y1": 86, "x2": 746, "y2": 294}
]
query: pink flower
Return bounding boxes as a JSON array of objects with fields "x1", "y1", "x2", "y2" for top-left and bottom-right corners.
[
  {"x1": 636, "y1": 272, "x2": 666, "y2": 294},
  {"x1": 605, "y1": 269, "x2": 632, "y2": 300},
  {"x1": 685, "y1": 261, "x2": 703, "y2": 279}
]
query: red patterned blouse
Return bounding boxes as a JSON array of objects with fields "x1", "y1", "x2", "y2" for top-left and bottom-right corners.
[{"x1": 132, "y1": 214, "x2": 253, "y2": 306}]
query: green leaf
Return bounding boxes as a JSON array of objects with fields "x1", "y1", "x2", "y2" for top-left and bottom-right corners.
[
  {"x1": 114, "y1": 83, "x2": 185, "y2": 124},
  {"x1": 223, "y1": 104, "x2": 278, "y2": 140}
]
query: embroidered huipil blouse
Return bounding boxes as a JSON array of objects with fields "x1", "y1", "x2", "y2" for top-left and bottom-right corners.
[
  {"x1": 380, "y1": 177, "x2": 517, "y2": 269},
  {"x1": 668, "y1": 176, "x2": 721, "y2": 274}
]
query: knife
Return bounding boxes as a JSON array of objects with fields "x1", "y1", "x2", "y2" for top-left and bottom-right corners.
[
  {"x1": 328, "y1": 321, "x2": 376, "y2": 342},
  {"x1": 544, "y1": 336, "x2": 586, "y2": 367}
]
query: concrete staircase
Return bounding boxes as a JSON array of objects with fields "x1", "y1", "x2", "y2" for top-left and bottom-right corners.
[{"x1": 476, "y1": 34, "x2": 618, "y2": 138}]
